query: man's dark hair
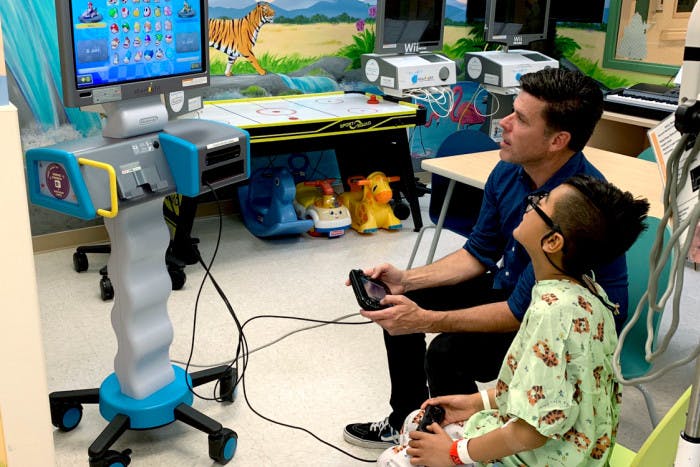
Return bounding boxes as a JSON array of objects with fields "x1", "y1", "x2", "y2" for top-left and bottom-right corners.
[
  {"x1": 519, "y1": 68, "x2": 604, "y2": 152},
  {"x1": 552, "y1": 174, "x2": 650, "y2": 278}
]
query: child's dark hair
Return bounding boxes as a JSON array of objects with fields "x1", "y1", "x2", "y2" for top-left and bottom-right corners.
[
  {"x1": 553, "y1": 174, "x2": 650, "y2": 278},
  {"x1": 519, "y1": 68, "x2": 603, "y2": 152}
]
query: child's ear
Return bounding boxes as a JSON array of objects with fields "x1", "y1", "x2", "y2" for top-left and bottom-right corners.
[{"x1": 542, "y1": 231, "x2": 565, "y2": 254}]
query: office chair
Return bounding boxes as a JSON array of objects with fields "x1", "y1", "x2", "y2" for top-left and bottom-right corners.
[
  {"x1": 73, "y1": 243, "x2": 187, "y2": 301},
  {"x1": 619, "y1": 216, "x2": 673, "y2": 428},
  {"x1": 609, "y1": 385, "x2": 692, "y2": 466},
  {"x1": 637, "y1": 146, "x2": 657, "y2": 162},
  {"x1": 72, "y1": 196, "x2": 196, "y2": 300},
  {"x1": 407, "y1": 129, "x2": 498, "y2": 268}
]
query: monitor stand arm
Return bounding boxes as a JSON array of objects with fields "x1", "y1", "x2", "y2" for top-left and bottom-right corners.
[{"x1": 101, "y1": 95, "x2": 169, "y2": 139}]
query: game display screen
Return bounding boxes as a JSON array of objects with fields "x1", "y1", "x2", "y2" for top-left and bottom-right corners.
[
  {"x1": 485, "y1": 0, "x2": 550, "y2": 46},
  {"x1": 68, "y1": 0, "x2": 205, "y2": 90},
  {"x1": 375, "y1": 0, "x2": 445, "y2": 53},
  {"x1": 381, "y1": 0, "x2": 442, "y2": 46},
  {"x1": 491, "y1": 0, "x2": 548, "y2": 35},
  {"x1": 362, "y1": 275, "x2": 388, "y2": 301}
]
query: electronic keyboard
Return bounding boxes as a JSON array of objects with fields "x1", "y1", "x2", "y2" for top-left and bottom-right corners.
[{"x1": 603, "y1": 83, "x2": 679, "y2": 121}]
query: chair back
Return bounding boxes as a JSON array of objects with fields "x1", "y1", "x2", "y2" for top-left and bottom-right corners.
[
  {"x1": 609, "y1": 386, "x2": 692, "y2": 466},
  {"x1": 637, "y1": 146, "x2": 657, "y2": 162},
  {"x1": 620, "y1": 216, "x2": 672, "y2": 378},
  {"x1": 430, "y1": 130, "x2": 498, "y2": 236}
]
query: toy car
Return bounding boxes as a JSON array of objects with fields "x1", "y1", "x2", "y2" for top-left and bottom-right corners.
[{"x1": 294, "y1": 179, "x2": 351, "y2": 238}]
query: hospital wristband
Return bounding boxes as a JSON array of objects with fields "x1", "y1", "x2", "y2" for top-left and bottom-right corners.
[
  {"x1": 450, "y1": 438, "x2": 475, "y2": 465},
  {"x1": 480, "y1": 389, "x2": 491, "y2": 411}
]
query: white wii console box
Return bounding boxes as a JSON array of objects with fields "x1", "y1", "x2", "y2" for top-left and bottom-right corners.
[
  {"x1": 464, "y1": 50, "x2": 558, "y2": 88},
  {"x1": 361, "y1": 53, "x2": 457, "y2": 97}
]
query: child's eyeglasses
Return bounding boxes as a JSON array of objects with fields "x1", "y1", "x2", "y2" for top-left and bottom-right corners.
[{"x1": 526, "y1": 192, "x2": 563, "y2": 236}]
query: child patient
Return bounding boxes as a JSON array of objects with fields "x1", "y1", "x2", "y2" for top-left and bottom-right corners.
[{"x1": 378, "y1": 175, "x2": 650, "y2": 467}]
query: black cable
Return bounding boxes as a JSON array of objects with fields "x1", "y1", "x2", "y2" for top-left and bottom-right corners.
[
  {"x1": 414, "y1": 125, "x2": 427, "y2": 158},
  {"x1": 309, "y1": 150, "x2": 334, "y2": 180},
  {"x1": 182, "y1": 182, "x2": 376, "y2": 462},
  {"x1": 242, "y1": 314, "x2": 371, "y2": 329},
  {"x1": 241, "y1": 374, "x2": 376, "y2": 463},
  {"x1": 183, "y1": 181, "x2": 248, "y2": 402}
]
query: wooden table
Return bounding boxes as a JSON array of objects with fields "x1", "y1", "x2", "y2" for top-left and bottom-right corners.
[
  {"x1": 410, "y1": 147, "x2": 664, "y2": 266},
  {"x1": 589, "y1": 111, "x2": 661, "y2": 156}
]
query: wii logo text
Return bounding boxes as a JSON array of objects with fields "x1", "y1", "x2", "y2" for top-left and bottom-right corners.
[{"x1": 403, "y1": 43, "x2": 420, "y2": 53}]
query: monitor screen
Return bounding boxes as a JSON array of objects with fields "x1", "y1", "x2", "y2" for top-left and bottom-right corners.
[
  {"x1": 55, "y1": 0, "x2": 209, "y2": 108},
  {"x1": 466, "y1": 0, "x2": 487, "y2": 23},
  {"x1": 485, "y1": 0, "x2": 550, "y2": 47},
  {"x1": 469, "y1": 0, "x2": 603, "y2": 24},
  {"x1": 549, "y1": 0, "x2": 604, "y2": 23},
  {"x1": 374, "y1": 0, "x2": 447, "y2": 54}
]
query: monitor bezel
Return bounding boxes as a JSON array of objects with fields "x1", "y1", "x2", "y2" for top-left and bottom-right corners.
[
  {"x1": 484, "y1": 0, "x2": 551, "y2": 48},
  {"x1": 374, "y1": 0, "x2": 448, "y2": 55},
  {"x1": 55, "y1": 0, "x2": 210, "y2": 109}
]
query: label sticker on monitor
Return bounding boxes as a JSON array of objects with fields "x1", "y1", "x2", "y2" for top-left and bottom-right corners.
[
  {"x1": 169, "y1": 91, "x2": 184, "y2": 112},
  {"x1": 93, "y1": 86, "x2": 123, "y2": 104},
  {"x1": 182, "y1": 76, "x2": 208, "y2": 87}
]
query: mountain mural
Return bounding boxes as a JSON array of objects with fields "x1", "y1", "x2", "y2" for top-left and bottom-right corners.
[{"x1": 208, "y1": 1, "x2": 466, "y2": 22}]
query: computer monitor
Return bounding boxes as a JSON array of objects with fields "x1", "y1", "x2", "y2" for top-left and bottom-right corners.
[
  {"x1": 484, "y1": 0, "x2": 551, "y2": 47},
  {"x1": 549, "y1": 0, "x2": 604, "y2": 23},
  {"x1": 469, "y1": 0, "x2": 604, "y2": 24},
  {"x1": 374, "y1": 0, "x2": 447, "y2": 54},
  {"x1": 55, "y1": 0, "x2": 210, "y2": 110},
  {"x1": 467, "y1": 0, "x2": 487, "y2": 23}
]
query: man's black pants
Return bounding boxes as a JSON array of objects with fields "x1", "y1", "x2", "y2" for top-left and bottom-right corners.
[{"x1": 384, "y1": 274, "x2": 517, "y2": 429}]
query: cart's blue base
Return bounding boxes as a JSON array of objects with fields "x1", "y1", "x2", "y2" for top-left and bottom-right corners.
[{"x1": 99, "y1": 365, "x2": 193, "y2": 429}]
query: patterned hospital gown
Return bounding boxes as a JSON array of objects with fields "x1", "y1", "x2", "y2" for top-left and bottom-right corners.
[{"x1": 465, "y1": 279, "x2": 622, "y2": 466}]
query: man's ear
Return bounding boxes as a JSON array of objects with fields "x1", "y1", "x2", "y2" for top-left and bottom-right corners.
[
  {"x1": 542, "y1": 231, "x2": 565, "y2": 254},
  {"x1": 549, "y1": 131, "x2": 571, "y2": 152}
]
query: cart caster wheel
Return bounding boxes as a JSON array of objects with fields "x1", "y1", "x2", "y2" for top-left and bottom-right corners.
[
  {"x1": 169, "y1": 267, "x2": 186, "y2": 290},
  {"x1": 51, "y1": 402, "x2": 83, "y2": 432},
  {"x1": 89, "y1": 448, "x2": 132, "y2": 467},
  {"x1": 209, "y1": 428, "x2": 237, "y2": 464},
  {"x1": 218, "y1": 371, "x2": 237, "y2": 402},
  {"x1": 73, "y1": 252, "x2": 88, "y2": 272},
  {"x1": 100, "y1": 276, "x2": 114, "y2": 301},
  {"x1": 392, "y1": 200, "x2": 410, "y2": 220}
]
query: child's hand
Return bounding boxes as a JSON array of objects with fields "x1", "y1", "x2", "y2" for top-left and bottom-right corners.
[
  {"x1": 421, "y1": 393, "x2": 483, "y2": 425},
  {"x1": 406, "y1": 423, "x2": 454, "y2": 467}
]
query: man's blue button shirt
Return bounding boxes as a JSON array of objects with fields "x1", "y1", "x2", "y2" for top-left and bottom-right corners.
[{"x1": 463, "y1": 151, "x2": 629, "y2": 332}]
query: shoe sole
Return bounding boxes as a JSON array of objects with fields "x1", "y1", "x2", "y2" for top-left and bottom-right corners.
[{"x1": 343, "y1": 430, "x2": 398, "y2": 449}]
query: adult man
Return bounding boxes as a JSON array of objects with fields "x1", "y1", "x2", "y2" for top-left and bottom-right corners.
[{"x1": 343, "y1": 68, "x2": 629, "y2": 449}]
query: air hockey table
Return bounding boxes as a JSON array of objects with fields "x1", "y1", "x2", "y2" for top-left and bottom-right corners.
[{"x1": 169, "y1": 91, "x2": 427, "y2": 258}]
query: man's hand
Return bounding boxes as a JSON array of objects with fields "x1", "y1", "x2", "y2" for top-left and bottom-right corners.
[
  {"x1": 344, "y1": 263, "x2": 406, "y2": 295},
  {"x1": 405, "y1": 423, "x2": 454, "y2": 467},
  {"x1": 420, "y1": 394, "x2": 484, "y2": 425},
  {"x1": 360, "y1": 294, "x2": 432, "y2": 335}
]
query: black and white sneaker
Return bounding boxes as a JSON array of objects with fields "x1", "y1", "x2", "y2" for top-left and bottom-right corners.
[{"x1": 343, "y1": 417, "x2": 400, "y2": 449}]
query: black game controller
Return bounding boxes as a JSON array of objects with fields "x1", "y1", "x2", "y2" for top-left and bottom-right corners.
[
  {"x1": 349, "y1": 269, "x2": 391, "y2": 311},
  {"x1": 417, "y1": 405, "x2": 445, "y2": 432}
]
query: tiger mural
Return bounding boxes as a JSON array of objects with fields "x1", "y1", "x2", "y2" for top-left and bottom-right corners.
[{"x1": 208, "y1": 2, "x2": 275, "y2": 76}]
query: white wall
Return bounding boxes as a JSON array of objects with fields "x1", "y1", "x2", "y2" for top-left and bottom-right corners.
[{"x1": 0, "y1": 104, "x2": 55, "y2": 465}]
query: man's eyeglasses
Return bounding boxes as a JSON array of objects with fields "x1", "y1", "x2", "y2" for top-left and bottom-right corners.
[{"x1": 526, "y1": 192, "x2": 563, "y2": 236}]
